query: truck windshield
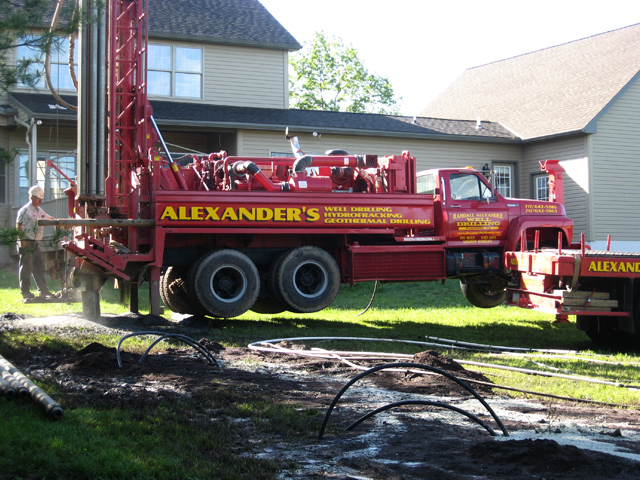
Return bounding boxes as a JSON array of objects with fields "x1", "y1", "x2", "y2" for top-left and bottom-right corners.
[{"x1": 450, "y1": 173, "x2": 493, "y2": 201}]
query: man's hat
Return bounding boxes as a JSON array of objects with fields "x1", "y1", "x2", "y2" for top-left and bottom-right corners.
[{"x1": 28, "y1": 185, "x2": 45, "y2": 199}]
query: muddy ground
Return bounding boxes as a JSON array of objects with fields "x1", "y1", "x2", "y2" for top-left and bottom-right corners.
[{"x1": 2, "y1": 311, "x2": 640, "y2": 479}]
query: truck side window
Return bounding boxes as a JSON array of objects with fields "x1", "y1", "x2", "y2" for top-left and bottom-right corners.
[
  {"x1": 417, "y1": 174, "x2": 436, "y2": 194},
  {"x1": 450, "y1": 173, "x2": 490, "y2": 201}
]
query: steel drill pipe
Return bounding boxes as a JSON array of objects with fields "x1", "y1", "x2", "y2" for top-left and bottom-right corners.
[
  {"x1": 38, "y1": 218, "x2": 155, "y2": 228},
  {"x1": 0, "y1": 366, "x2": 28, "y2": 397},
  {"x1": 0, "y1": 355, "x2": 64, "y2": 419},
  {"x1": 0, "y1": 373, "x2": 16, "y2": 398}
]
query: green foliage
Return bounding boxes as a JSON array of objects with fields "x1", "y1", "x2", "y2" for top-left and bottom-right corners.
[
  {"x1": 0, "y1": 0, "x2": 92, "y2": 92},
  {"x1": 289, "y1": 31, "x2": 400, "y2": 114}
]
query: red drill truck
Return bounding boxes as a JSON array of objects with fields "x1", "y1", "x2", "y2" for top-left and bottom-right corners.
[{"x1": 40, "y1": 0, "x2": 640, "y2": 349}]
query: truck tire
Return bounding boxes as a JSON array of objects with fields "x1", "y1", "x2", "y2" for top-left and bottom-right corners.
[
  {"x1": 192, "y1": 250, "x2": 260, "y2": 318},
  {"x1": 460, "y1": 280, "x2": 506, "y2": 308},
  {"x1": 274, "y1": 247, "x2": 340, "y2": 313},
  {"x1": 160, "y1": 266, "x2": 191, "y2": 314}
]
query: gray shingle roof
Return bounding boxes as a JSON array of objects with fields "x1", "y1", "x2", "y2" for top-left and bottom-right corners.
[
  {"x1": 148, "y1": 0, "x2": 300, "y2": 50},
  {"x1": 8, "y1": 92, "x2": 517, "y2": 142},
  {"x1": 2, "y1": 0, "x2": 300, "y2": 50},
  {"x1": 421, "y1": 23, "x2": 640, "y2": 140}
]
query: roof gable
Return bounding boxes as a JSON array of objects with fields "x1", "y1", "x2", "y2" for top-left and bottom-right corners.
[{"x1": 421, "y1": 23, "x2": 640, "y2": 140}]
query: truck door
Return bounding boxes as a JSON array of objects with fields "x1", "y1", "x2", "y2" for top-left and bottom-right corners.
[{"x1": 442, "y1": 171, "x2": 509, "y2": 247}]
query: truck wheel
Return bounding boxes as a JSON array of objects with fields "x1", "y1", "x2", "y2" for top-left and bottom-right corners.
[
  {"x1": 274, "y1": 247, "x2": 340, "y2": 313},
  {"x1": 192, "y1": 250, "x2": 260, "y2": 318},
  {"x1": 460, "y1": 280, "x2": 506, "y2": 308},
  {"x1": 160, "y1": 266, "x2": 191, "y2": 314}
]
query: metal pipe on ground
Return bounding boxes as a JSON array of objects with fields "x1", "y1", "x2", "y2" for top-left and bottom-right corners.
[
  {"x1": 0, "y1": 355, "x2": 64, "y2": 419},
  {"x1": 0, "y1": 372, "x2": 17, "y2": 398},
  {"x1": 0, "y1": 366, "x2": 28, "y2": 397}
]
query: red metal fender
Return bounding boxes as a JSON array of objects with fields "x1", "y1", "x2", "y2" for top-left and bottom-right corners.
[{"x1": 503, "y1": 216, "x2": 574, "y2": 259}]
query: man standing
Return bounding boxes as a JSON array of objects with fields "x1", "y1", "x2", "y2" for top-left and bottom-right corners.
[{"x1": 16, "y1": 185, "x2": 55, "y2": 299}]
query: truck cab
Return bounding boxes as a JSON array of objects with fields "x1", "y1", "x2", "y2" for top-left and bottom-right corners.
[{"x1": 417, "y1": 166, "x2": 573, "y2": 308}]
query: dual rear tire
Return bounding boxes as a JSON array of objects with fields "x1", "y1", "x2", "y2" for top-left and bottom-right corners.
[
  {"x1": 162, "y1": 246, "x2": 340, "y2": 318},
  {"x1": 270, "y1": 247, "x2": 340, "y2": 314}
]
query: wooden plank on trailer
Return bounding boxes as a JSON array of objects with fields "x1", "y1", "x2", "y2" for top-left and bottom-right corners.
[
  {"x1": 561, "y1": 298, "x2": 618, "y2": 308},
  {"x1": 553, "y1": 290, "x2": 610, "y2": 300}
]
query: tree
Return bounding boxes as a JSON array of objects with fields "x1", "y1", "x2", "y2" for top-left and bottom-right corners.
[
  {"x1": 0, "y1": 0, "x2": 81, "y2": 93},
  {"x1": 289, "y1": 31, "x2": 400, "y2": 115},
  {"x1": 0, "y1": 0, "x2": 81, "y2": 247}
]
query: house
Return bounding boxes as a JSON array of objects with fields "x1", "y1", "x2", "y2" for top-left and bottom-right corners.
[
  {"x1": 421, "y1": 23, "x2": 640, "y2": 251},
  {"x1": 1, "y1": 1, "x2": 638, "y2": 263}
]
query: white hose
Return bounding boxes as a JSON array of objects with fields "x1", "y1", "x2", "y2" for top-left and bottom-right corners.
[{"x1": 248, "y1": 336, "x2": 640, "y2": 390}]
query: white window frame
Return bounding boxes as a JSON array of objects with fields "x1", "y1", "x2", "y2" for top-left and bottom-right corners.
[
  {"x1": 493, "y1": 164, "x2": 513, "y2": 198},
  {"x1": 534, "y1": 174, "x2": 550, "y2": 201},
  {"x1": 16, "y1": 35, "x2": 78, "y2": 91},
  {"x1": 148, "y1": 43, "x2": 203, "y2": 99},
  {"x1": 16, "y1": 151, "x2": 76, "y2": 204}
]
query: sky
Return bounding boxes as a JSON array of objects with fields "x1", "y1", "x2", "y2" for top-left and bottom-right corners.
[{"x1": 259, "y1": 0, "x2": 640, "y2": 116}]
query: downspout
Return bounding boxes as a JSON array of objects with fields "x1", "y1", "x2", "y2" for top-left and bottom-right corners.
[{"x1": 14, "y1": 117, "x2": 41, "y2": 194}]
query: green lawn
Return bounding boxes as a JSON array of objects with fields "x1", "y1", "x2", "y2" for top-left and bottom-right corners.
[{"x1": 2, "y1": 265, "x2": 640, "y2": 479}]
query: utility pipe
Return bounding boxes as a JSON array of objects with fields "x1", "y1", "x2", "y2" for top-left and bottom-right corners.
[
  {"x1": 423, "y1": 336, "x2": 579, "y2": 354},
  {"x1": 0, "y1": 372, "x2": 16, "y2": 398},
  {"x1": 0, "y1": 355, "x2": 63, "y2": 419},
  {"x1": 0, "y1": 367, "x2": 28, "y2": 397},
  {"x1": 38, "y1": 218, "x2": 155, "y2": 228}
]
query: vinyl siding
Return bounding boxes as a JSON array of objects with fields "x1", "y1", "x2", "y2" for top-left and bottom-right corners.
[
  {"x1": 200, "y1": 44, "x2": 287, "y2": 108},
  {"x1": 238, "y1": 130, "x2": 522, "y2": 173},
  {"x1": 590, "y1": 78, "x2": 640, "y2": 243},
  {"x1": 9, "y1": 38, "x2": 290, "y2": 110},
  {"x1": 521, "y1": 136, "x2": 589, "y2": 240}
]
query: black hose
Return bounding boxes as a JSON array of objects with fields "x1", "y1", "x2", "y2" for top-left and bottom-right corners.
[
  {"x1": 293, "y1": 155, "x2": 313, "y2": 174},
  {"x1": 318, "y1": 362, "x2": 508, "y2": 439},
  {"x1": 116, "y1": 331, "x2": 218, "y2": 368},
  {"x1": 138, "y1": 334, "x2": 218, "y2": 366},
  {"x1": 355, "y1": 280, "x2": 378, "y2": 317},
  {"x1": 346, "y1": 400, "x2": 497, "y2": 436}
]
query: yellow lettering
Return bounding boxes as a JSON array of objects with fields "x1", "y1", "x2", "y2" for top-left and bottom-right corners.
[
  {"x1": 238, "y1": 208, "x2": 255, "y2": 221},
  {"x1": 306, "y1": 208, "x2": 320, "y2": 222},
  {"x1": 287, "y1": 208, "x2": 302, "y2": 222},
  {"x1": 257, "y1": 208, "x2": 273, "y2": 221},
  {"x1": 274, "y1": 208, "x2": 286, "y2": 222},
  {"x1": 204, "y1": 207, "x2": 220, "y2": 220},
  {"x1": 160, "y1": 206, "x2": 178, "y2": 220},
  {"x1": 178, "y1": 206, "x2": 191, "y2": 220},
  {"x1": 221, "y1": 207, "x2": 238, "y2": 221}
]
